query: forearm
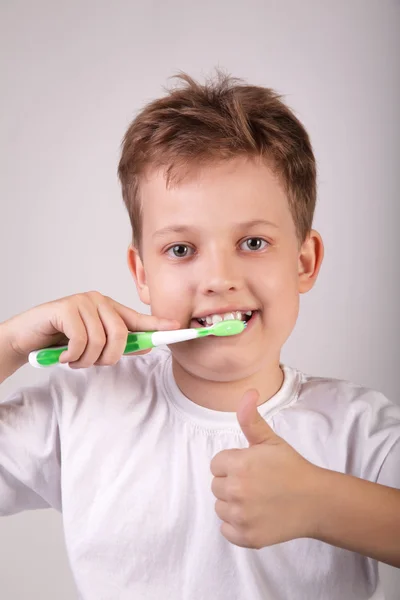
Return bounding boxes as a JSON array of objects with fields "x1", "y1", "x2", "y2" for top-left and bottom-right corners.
[
  {"x1": 311, "y1": 468, "x2": 400, "y2": 568},
  {"x1": 0, "y1": 322, "x2": 27, "y2": 383}
]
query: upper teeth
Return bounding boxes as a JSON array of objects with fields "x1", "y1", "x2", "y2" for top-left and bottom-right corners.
[{"x1": 198, "y1": 311, "x2": 253, "y2": 326}]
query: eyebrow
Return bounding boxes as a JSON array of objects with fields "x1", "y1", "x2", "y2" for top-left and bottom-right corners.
[{"x1": 152, "y1": 219, "x2": 279, "y2": 239}]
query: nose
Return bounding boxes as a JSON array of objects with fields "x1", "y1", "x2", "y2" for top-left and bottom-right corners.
[{"x1": 198, "y1": 250, "x2": 243, "y2": 296}]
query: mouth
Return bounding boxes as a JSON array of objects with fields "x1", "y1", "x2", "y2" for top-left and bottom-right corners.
[{"x1": 192, "y1": 309, "x2": 258, "y2": 328}]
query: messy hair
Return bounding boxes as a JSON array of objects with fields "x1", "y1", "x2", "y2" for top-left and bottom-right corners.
[{"x1": 118, "y1": 71, "x2": 316, "y2": 253}]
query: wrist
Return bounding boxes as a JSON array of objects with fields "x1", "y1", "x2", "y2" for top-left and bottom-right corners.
[
  {"x1": 304, "y1": 466, "x2": 400, "y2": 566},
  {"x1": 302, "y1": 464, "x2": 336, "y2": 540},
  {"x1": 0, "y1": 321, "x2": 27, "y2": 383},
  {"x1": 306, "y1": 466, "x2": 357, "y2": 543}
]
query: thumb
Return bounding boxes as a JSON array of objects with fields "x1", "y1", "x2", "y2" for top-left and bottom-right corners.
[{"x1": 237, "y1": 389, "x2": 278, "y2": 446}]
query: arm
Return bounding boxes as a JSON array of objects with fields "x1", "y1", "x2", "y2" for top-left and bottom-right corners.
[
  {"x1": 0, "y1": 322, "x2": 27, "y2": 384},
  {"x1": 1, "y1": 293, "x2": 180, "y2": 515},
  {"x1": 1, "y1": 292, "x2": 180, "y2": 384},
  {"x1": 312, "y1": 468, "x2": 400, "y2": 568},
  {"x1": 212, "y1": 390, "x2": 400, "y2": 567}
]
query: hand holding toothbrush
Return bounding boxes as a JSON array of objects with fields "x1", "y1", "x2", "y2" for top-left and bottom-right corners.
[
  {"x1": 1, "y1": 291, "x2": 246, "y2": 372},
  {"x1": 1, "y1": 291, "x2": 180, "y2": 374}
]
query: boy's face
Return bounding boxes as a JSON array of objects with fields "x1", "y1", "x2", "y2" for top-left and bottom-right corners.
[{"x1": 128, "y1": 157, "x2": 322, "y2": 381}]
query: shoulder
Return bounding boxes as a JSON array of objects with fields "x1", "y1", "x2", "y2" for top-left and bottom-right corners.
[
  {"x1": 284, "y1": 367, "x2": 400, "y2": 480},
  {"x1": 297, "y1": 370, "x2": 399, "y2": 423}
]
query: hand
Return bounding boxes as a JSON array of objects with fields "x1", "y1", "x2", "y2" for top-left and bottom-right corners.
[
  {"x1": 3, "y1": 291, "x2": 180, "y2": 369},
  {"x1": 210, "y1": 389, "x2": 320, "y2": 549}
]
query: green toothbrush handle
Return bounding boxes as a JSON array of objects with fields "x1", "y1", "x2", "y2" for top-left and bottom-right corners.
[
  {"x1": 29, "y1": 346, "x2": 68, "y2": 367},
  {"x1": 28, "y1": 320, "x2": 245, "y2": 368},
  {"x1": 28, "y1": 331, "x2": 156, "y2": 368},
  {"x1": 124, "y1": 331, "x2": 155, "y2": 353}
]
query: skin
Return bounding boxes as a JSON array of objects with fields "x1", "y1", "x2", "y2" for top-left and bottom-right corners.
[{"x1": 128, "y1": 156, "x2": 323, "y2": 412}]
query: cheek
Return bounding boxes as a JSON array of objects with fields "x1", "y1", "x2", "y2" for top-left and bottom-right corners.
[
  {"x1": 258, "y1": 260, "x2": 299, "y2": 300},
  {"x1": 156, "y1": 263, "x2": 193, "y2": 289},
  {"x1": 146, "y1": 269, "x2": 192, "y2": 318},
  {"x1": 259, "y1": 262, "x2": 300, "y2": 325}
]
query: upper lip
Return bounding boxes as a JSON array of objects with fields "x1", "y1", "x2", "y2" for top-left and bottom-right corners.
[{"x1": 193, "y1": 306, "x2": 258, "y2": 319}]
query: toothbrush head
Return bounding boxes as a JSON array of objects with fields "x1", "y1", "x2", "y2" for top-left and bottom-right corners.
[{"x1": 196, "y1": 319, "x2": 247, "y2": 337}]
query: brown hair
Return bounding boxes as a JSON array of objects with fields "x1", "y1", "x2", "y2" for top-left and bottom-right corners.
[{"x1": 118, "y1": 71, "x2": 316, "y2": 253}]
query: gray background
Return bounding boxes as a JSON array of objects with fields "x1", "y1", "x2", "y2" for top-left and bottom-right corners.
[{"x1": 0, "y1": 0, "x2": 399, "y2": 598}]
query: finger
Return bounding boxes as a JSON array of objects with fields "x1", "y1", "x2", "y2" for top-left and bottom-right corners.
[
  {"x1": 210, "y1": 449, "x2": 241, "y2": 477},
  {"x1": 237, "y1": 389, "x2": 278, "y2": 446},
  {"x1": 215, "y1": 499, "x2": 232, "y2": 523},
  {"x1": 111, "y1": 300, "x2": 180, "y2": 332},
  {"x1": 211, "y1": 476, "x2": 230, "y2": 501},
  {"x1": 94, "y1": 302, "x2": 130, "y2": 365},
  {"x1": 58, "y1": 307, "x2": 88, "y2": 364},
  {"x1": 220, "y1": 522, "x2": 250, "y2": 549},
  {"x1": 66, "y1": 301, "x2": 106, "y2": 368}
]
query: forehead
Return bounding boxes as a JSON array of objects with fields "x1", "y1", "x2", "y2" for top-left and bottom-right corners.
[{"x1": 140, "y1": 157, "x2": 293, "y2": 234}]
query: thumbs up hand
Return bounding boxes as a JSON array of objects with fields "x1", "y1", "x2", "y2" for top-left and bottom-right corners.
[{"x1": 210, "y1": 389, "x2": 320, "y2": 549}]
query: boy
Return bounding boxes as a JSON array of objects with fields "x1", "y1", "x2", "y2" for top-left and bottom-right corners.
[{"x1": 1, "y1": 72, "x2": 399, "y2": 600}]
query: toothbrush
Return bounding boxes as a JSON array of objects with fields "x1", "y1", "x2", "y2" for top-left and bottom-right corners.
[{"x1": 28, "y1": 319, "x2": 247, "y2": 368}]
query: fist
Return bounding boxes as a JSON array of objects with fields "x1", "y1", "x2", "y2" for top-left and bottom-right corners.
[{"x1": 210, "y1": 389, "x2": 320, "y2": 549}]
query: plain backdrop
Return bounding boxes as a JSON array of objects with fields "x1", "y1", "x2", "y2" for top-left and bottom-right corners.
[{"x1": 0, "y1": 0, "x2": 399, "y2": 598}]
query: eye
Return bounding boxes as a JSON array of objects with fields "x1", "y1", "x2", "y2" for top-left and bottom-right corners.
[
  {"x1": 240, "y1": 237, "x2": 269, "y2": 252},
  {"x1": 166, "y1": 244, "x2": 195, "y2": 258}
]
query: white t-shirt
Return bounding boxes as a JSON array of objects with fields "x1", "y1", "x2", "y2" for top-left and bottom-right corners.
[{"x1": 1, "y1": 347, "x2": 400, "y2": 600}]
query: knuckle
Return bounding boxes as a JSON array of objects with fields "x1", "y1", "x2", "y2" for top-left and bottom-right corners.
[
  {"x1": 91, "y1": 334, "x2": 107, "y2": 349},
  {"x1": 99, "y1": 352, "x2": 121, "y2": 366},
  {"x1": 214, "y1": 500, "x2": 223, "y2": 518},
  {"x1": 234, "y1": 456, "x2": 248, "y2": 476},
  {"x1": 110, "y1": 327, "x2": 128, "y2": 342},
  {"x1": 76, "y1": 360, "x2": 91, "y2": 369},
  {"x1": 87, "y1": 290, "x2": 103, "y2": 299},
  {"x1": 74, "y1": 292, "x2": 88, "y2": 303},
  {"x1": 70, "y1": 293, "x2": 91, "y2": 310},
  {"x1": 70, "y1": 360, "x2": 89, "y2": 370},
  {"x1": 72, "y1": 334, "x2": 88, "y2": 347},
  {"x1": 95, "y1": 357, "x2": 115, "y2": 367},
  {"x1": 108, "y1": 356, "x2": 121, "y2": 366},
  {"x1": 80, "y1": 361, "x2": 94, "y2": 370},
  {"x1": 246, "y1": 533, "x2": 261, "y2": 549},
  {"x1": 231, "y1": 505, "x2": 247, "y2": 527},
  {"x1": 228, "y1": 480, "x2": 244, "y2": 501},
  {"x1": 210, "y1": 458, "x2": 217, "y2": 475},
  {"x1": 57, "y1": 297, "x2": 75, "y2": 317},
  {"x1": 76, "y1": 290, "x2": 103, "y2": 306}
]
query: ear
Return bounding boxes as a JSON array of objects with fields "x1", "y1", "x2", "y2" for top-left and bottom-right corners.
[
  {"x1": 127, "y1": 244, "x2": 151, "y2": 305},
  {"x1": 298, "y1": 229, "x2": 324, "y2": 294}
]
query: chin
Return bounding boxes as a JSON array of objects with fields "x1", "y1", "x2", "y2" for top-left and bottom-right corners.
[{"x1": 171, "y1": 343, "x2": 264, "y2": 381}]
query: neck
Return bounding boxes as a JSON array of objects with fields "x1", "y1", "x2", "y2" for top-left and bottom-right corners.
[{"x1": 171, "y1": 357, "x2": 284, "y2": 412}]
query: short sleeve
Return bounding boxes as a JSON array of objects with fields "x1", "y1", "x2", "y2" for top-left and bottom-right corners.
[
  {"x1": 377, "y1": 438, "x2": 400, "y2": 490},
  {"x1": 0, "y1": 380, "x2": 61, "y2": 516}
]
